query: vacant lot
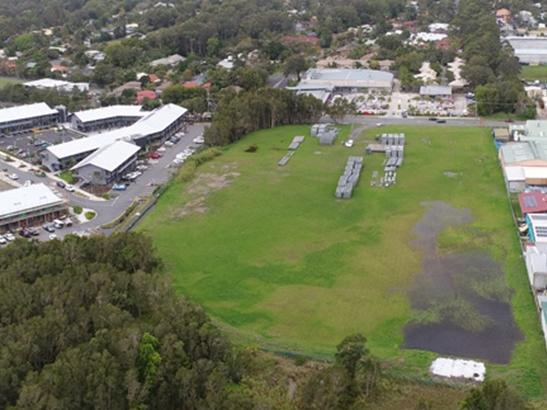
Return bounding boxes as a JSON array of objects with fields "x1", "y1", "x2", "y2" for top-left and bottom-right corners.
[
  {"x1": 521, "y1": 65, "x2": 547, "y2": 82},
  {"x1": 139, "y1": 125, "x2": 547, "y2": 398}
]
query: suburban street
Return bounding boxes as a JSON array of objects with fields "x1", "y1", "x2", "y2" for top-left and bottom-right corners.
[{"x1": 0, "y1": 123, "x2": 206, "y2": 240}]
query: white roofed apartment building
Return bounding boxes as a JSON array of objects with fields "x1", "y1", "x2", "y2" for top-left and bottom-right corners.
[
  {"x1": 0, "y1": 183, "x2": 67, "y2": 231},
  {"x1": 71, "y1": 105, "x2": 147, "y2": 132},
  {"x1": 42, "y1": 104, "x2": 187, "y2": 182},
  {"x1": 72, "y1": 140, "x2": 140, "y2": 185},
  {"x1": 0, "y1": 103, "x2": 60, "y2": 134}
]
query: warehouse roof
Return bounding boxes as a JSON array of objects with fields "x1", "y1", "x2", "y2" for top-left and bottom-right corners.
[
  {"x1": 0, "y1": 103, "x2": 58, "y2": 124},
  {"x1": 24, "y1": 78, "x2": 89, "y2": 92},
  {"x1": 305, "y1": 68, "x2": 393, "y2": 82},
  {"x1": 72, "y1": 140, "x2": 140, "y2": 172},
  {"x1": 521, "y1": 120, "x2": 547, "y2": 140},
  {"x1": 419, "y1": 85, "x2": 452, "y2": 96},
  {"x1": 0, "y1": 183, "x2": 64, "y2": 220},
  {"x1": 48, "y1": 103, "x2": 187, "y2": 159},
  {"x1": 73, "y1": 105, "x2": 146, "y2": 124},
  {"x1": 499, "y1": 141, "x2": 547, "y2": 164}
]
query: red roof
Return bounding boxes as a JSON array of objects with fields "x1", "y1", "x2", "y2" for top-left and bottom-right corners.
[
  {"x1": 183, "y1": 81, "x2": 199, "y2": 88},
  {"x1": 136, "y1": 90, "x2": 157, "y2": 104},
  {"x1": 148, "y1": 74, "x2": 161, "y2": 83},
  {"x1": 519, "y1": 192, "x2": 547, "y2": 214}
]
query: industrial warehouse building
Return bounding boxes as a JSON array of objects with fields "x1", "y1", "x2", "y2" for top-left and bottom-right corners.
[
  {"x1": 0, "y1": 184, "x2": 66, "y2": 232},
  {"x1": 289, "y1": 68, "x2": 394, "y2": 100},
  {"x1": 72, "y1": 140, "x2": 141, "y2": 185},
  {"x1": 504, "y1": 36, "x2": 547, "y2": 65},
  {"x1": 71, "y1": 105, "x2": 146, "y2": 132},
  {"x1": 512, "y1": 120, "x2": 547, "y2": 141},
  {"x1": 42, "y1": 103, "x2": 187, "y2": 176},
  {"x1": 499, "y1": 141, "x2": 547, "y2": 191},
  {"x1": 0, "y1": 103, "x2": 60, "y2": 134},
  {"x1": 419, "y1": 85, "x2": 452, "y2": 97}
]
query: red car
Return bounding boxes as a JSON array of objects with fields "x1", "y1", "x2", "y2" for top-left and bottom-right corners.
[{"x1": 148, "y1": 152, "x2": 162, "y2": 160}]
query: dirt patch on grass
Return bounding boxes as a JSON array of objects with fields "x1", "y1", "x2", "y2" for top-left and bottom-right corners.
[
  {"x1": 175, "y1": 164, "x2": 240, "y2": 218},
  {"x1": 403, "y1": 201, "x2": 522, "y2": 364}
]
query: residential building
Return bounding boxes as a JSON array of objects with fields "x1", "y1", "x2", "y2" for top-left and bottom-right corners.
[
  {"x1": 0, "y1": 103, "x2": 60, "y2": 134},
  {"x1": 71, "y1": 105, "x2": 146, "y2": 132},
  {"x1": 149, "y1": 54, "x2": 186, "y2": 67},
  {"x1": 0, "y1": 183, "x2": 66, "y2": 232},
  {"x1": 136, "y1": 90, "x2": 157, "y2": 104},
  {"x1": 72, "y1": 140, "x2": 140, "y2": 185},
  {"x1": 519, "y1": 191, "x2": 547, "y2": 215}
]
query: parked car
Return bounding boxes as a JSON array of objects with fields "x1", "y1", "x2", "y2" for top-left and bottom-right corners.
[
  {"x1": 157, "y1": 146, "x2": 167, "y2": 152},
  {"x1": 53, "y1": 219, "x2": 64, "y2": 229},
  {"x1": 27, "y1": 227, "x2": 40, "y2": 236},
  {"x1": 8, "y1": 173, "x2": 18, "y2": 180},
  {"x1": 4, "y1": 232, "x2": 15, "y2": 241},
  {"x1": 49, "y1": 233, "x2": 58, "y2": 240},
  {"x1": 112, "y1": 183, "x2": 127, "y2": 191},
  {"x1": 148, "y1": 152, "x2": 162, "y2": 160},
  {"x1": 436, "y1": 119, "x2": 447, "y2": 124},
  {"x1": 65, "y1": 184, "x2": 75, "y2": 192},
  {"x1": 43, "y1": 224, "x2": 55, "y2": 233},
  {"x1": 344, "y1": 139, "x2": 355, "y2": 148},
  {"x1": 19, "y1": 229, "x2": 31, "y2": 238},
  {"x1": 0, "y1": 235, "x2": 7, "y2": 245},
  {"x1": 136, "y1": 165, "x2": 148, "y2": 171},
  {"x1": 56, "y1": 181, "x2": 66, "y2": 189},
  {"x1": 193, "y1": 135, "x2": 205, "y2": 144},
  {"x1": 428, "y1": 117, "x2": 437, "y2": 121}
]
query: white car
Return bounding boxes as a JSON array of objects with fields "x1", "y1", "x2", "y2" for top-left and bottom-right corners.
[
  {"x1": 344, "y1": 139, "x2": 355, "y2": 148},
  {"x1": 4, "y1": 233, "x2": 15, "y2": 241},
  {"x1": 0, "y1": 235, "x2": 7, "y2": 245},
  {"x1": 376, "y1": 122, "x2": 383, "y2": 127},
  {"x1": 8, "y1": 173, "x2": 18, "y2": 180},
  {"x1": 157, "y1": 146, "x2": 167, "y2": 152},
  {"x1": 65, "y1": 184, "x2": 75, "y2": 192},
  {"x1": 49, "y1": 233, "x2": 58, "y2": 240},
  {"x1": 193, "y1": 135, "x2": 205, "y2": 144},
  {"x1": 164, "y1": 141, "x2": 174, "y2": 147}
]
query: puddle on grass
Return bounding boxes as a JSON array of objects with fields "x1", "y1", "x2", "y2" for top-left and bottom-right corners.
[{"x1": 403, "y1": 201, "x2": 522, "y2": 364}]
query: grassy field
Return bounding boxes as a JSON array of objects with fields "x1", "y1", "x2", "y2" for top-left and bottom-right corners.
[
  {"x1": 521, "y1": 65, "x2": 547, "y2": 82},
  {"x1": 139, "y1": 125, "x2": 547, "y2": 399}
]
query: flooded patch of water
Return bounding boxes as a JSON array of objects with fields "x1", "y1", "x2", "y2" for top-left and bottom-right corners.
[{"x1": 403, "y1": 201, "x2": 522, "y2": 364}]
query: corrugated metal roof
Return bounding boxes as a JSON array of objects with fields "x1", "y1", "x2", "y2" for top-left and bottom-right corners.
[
  {"x1": 72, "y1": 140, "x2": 140, "y2": 172},
  {"x1": 0, "y1": 183, "x2": 64, "y2": 219},
  {"x1": 419, "y1": 85, "x2": 452, "y2": 96},
  {"x1": 73, "y1": 105, "x2": 146, "y2": 124},
  {"x1": 0, "y1": 103, "x2": 57, "y2": 125}
]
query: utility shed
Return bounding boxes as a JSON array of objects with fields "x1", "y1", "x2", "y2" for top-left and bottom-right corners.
[{"x1": 430, "y1": 358, "x2": 485, "y2": 382}]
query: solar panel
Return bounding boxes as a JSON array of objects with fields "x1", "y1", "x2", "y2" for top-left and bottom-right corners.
[{"x1": 524, "y1": 196, "x2": 538, "y2": 208}]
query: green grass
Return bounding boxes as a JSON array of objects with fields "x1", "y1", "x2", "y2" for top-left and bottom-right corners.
[
  {"x1": 521, "y1": 65, "x2": 547, "y2": 82},
  {"x1": 0, "y1": 76, "x2": 22, "y2": 88},
  {"x1": 138, "y1": 125, "x2": 547, "y2": 400},
  {"x1": 58, "y1": 170, "x2": 76, "y2": 184}
]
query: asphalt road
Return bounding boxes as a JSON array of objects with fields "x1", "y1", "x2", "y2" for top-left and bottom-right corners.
[
  {"x1": 0, "y1": 123, "x2": 206, "y2": 241},
  {"x1": 342, "y1": 115, "x2": 519, "y2": 128}
]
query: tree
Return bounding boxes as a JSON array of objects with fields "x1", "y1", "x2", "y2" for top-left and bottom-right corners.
[
  {"x1": 283, "y1": 54, "x2": 309, "y2": 81},
  {"x1": 327, "y1": 98, "x2": 356, "y2": 123},
  {"x1": 335, "y1": 333, "x2": 368, "y2": 377},
  {"x1": 461, "y1": 379, "x2": 529, "y2": 410}
]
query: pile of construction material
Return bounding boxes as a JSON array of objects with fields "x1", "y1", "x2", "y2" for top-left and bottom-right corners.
[
  {"x1": 374, "y1": 133, "x2": 405, "y2": 188},
  {"x1": 335, "y1": 156, "x2": 363, "y2": 199},
  {"x1": 311, "y1": 123, "x2": 339, "y2": 145},
  {"x1": 278, "y1": 136, "x2": 305, "y2": 166}
]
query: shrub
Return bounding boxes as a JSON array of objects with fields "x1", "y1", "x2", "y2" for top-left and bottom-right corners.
[
  {"x1": 85, "y1": 211, "x2": 96, "y2": 220},
  {"x1": 245, "y1": 144, "x2": 258, "y2": 153},
  {"x1": 73, "y1": 206, "x2": 83, "y2": 214}
]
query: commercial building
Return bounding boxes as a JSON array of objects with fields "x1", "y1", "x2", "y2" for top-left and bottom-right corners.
[
  {"x1": 0, "y1": 103, "x2": 60, "y2": 134},
  {"x1": 419, "y1": 85, "x2": 452, "y2": 97},
  {"x1": 24, "y1": 78, "x2": 90, "y2": 93},
  {"x1": 71, "y1": 105, "x2": 146, "y2": 132},
  {"x1": 512, "y1": 120, "x2": 547, "y2": 141},
  {"x1": 526, "y1": 213, "x2": 547, "y2": 244},
  {"x1": 0, "y1": 183, "x2": 66, "y2": 232},
  {"x1": 504, "y1": 36, "x2": 547, "y2": 65},
  {"x1": 42, "y1": 103, "x2": 187, "y2": 172},
  {"x1": 72, "y1": 140, "x2": 140, "y2": 185}
]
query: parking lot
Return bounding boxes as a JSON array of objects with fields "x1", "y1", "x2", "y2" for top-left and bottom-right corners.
[
  {"x1": 0, "y1": 127, "x2": 82, "y2": 165},
  {"x1": 0, "y1": 123, "x2": 207, "y2": 244}
]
